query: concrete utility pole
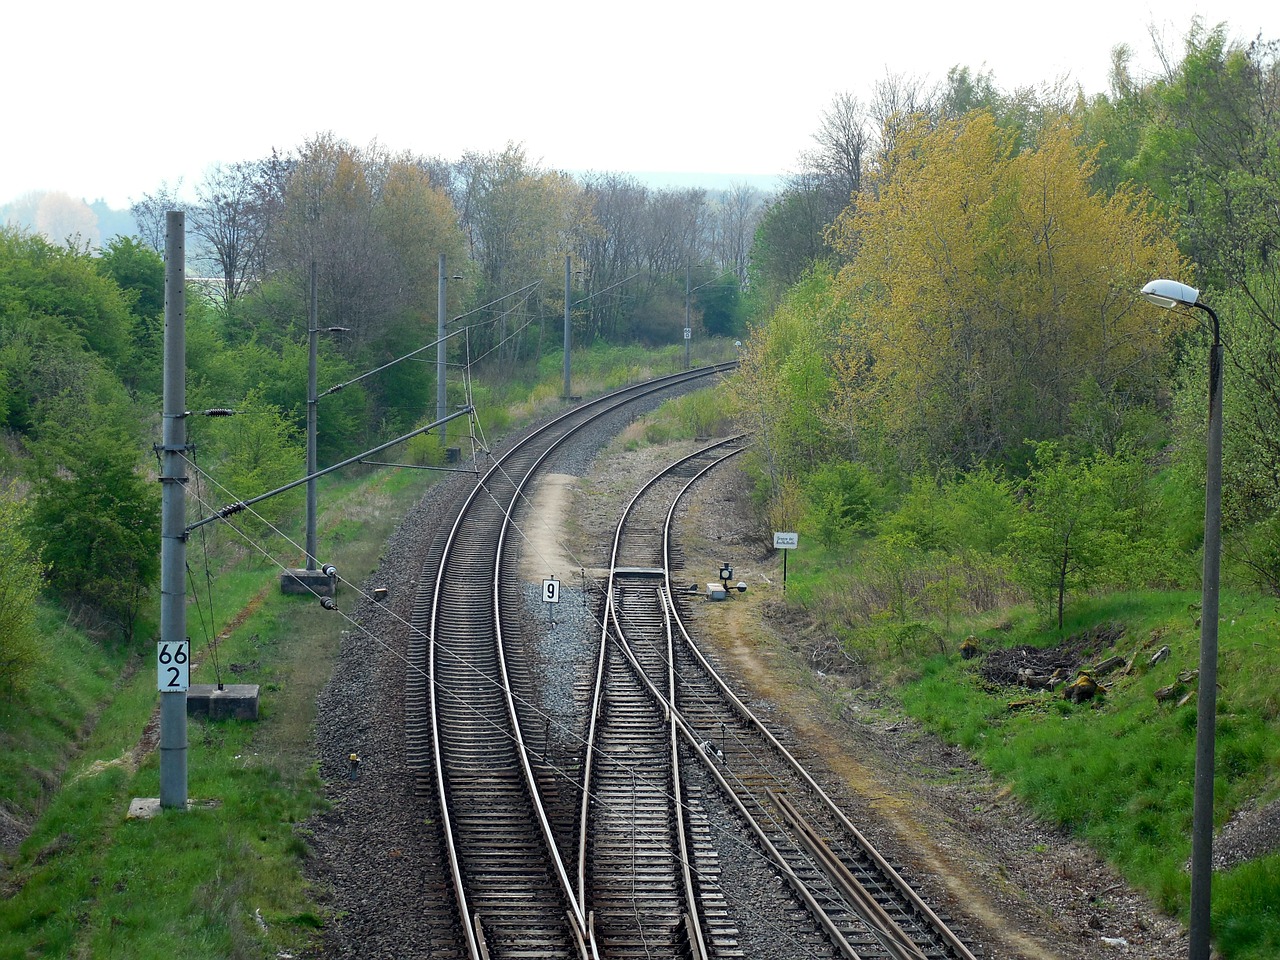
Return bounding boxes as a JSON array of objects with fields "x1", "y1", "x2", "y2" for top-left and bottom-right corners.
[
  {"x1": 563, "y1": 254, "x2": 572, "y2": 398},
  {"x1": 305, "y1": 261, "x2": 318, "y2": 571},
  {"x1": 438, "y1": 254, "x2": 448, "y2": 444},
  {"x1": 684, "y1": 262, "x2": 692, "y2": 370},
  {"x1": 159, "y1": 211, "x2": 188, "y2": 809}
]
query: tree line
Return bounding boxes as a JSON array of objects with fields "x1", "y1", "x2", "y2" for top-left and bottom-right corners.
[
  {"x1": 3, "y1": 20, "x2": 1273, "y2": 689},
  {"x1": 0, "y1": 136, "x2": 765, "y2": 692},
  {"x1": 132, "y1": 138, "x2": 759, "y2": 355},
  {"x1": 732, "y1": 23, "x2": 1280, "y2": 637}
]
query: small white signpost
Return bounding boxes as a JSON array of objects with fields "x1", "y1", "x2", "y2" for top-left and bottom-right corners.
[
  {"x1": 157, "y1": 639, "x2": 190, "y2": 692},
  {"x1": 773, "y1": 532, "x2": 799, "y2": 591},
  {"x1": 543, "y1": 577, "x2": 561, "y2": 624}
]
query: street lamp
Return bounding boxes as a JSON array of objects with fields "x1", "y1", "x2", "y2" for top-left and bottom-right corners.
[{"x1": 1140, "y1": 278, "x2": 1222, "y2": 960}]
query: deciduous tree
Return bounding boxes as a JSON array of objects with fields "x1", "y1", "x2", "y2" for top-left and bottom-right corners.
[
  {"x1": 191, "y1": 161, "x2": 270, "y2": 303},
  {"x1": 826, "y1": 112, "x2": 1186, "y2": 469}
]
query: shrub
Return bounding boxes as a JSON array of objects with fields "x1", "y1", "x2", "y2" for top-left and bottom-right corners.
[
  {"x1": 0, "y1": 485, "x2": 44, "y2": 697},
  {"x1": 25, "y1": 398, "x2": 159, "y2": 641}
]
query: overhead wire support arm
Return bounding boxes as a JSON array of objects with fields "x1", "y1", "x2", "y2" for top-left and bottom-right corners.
[
  {"x1": 321, "y1": 327, "x2": 466, "y2": 397},
  {"x1": 186, "y1": 406, "x2": 474, "y2": 533},
  {"x1": 572, "y1": 272, "x2": 639, "y2": 306}
]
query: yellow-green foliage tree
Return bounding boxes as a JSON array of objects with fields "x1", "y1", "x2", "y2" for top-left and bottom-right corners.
[
  {"x1": 728, "y1": 266, "x2": 847, "y2": 499},
  {"x1": 826, "y1": 112, "x2": 1188, "y2": 470}
]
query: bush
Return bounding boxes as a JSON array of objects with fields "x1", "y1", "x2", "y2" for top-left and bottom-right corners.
[
  {"x1": 25, "y1": 398, "x2": 159, "y2": 640},
  {"x1": 1228, "y1": 511, "x2": 1280, "y2": 595},
  {"x1": 0, "y1": 486, "x2": 44, "y2": 697},
  {"x1": 802, "y1": 460, "x2": 879, "y2": 547},
  {"x1": 404, "y1": 431, "x2": 446, "y2": 468}
]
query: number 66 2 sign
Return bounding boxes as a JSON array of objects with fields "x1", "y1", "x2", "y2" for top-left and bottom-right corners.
[{"x1": 157, "y1": 640, "x2": 190, "y2": 692}]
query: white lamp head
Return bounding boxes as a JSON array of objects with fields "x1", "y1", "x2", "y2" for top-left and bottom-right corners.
[{"x1": 1141, "y1": 279, "x2": 1200, "y2": 309}]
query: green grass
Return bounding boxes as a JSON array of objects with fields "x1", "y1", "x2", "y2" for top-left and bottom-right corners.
[
  {"x1": 0, "y1": 456, "x2": 437, "y2": 959},
  {"x1": 0, "y1": 345, "x2": 741, "y2": 958},
  {"x1": 893, "y1": 589, "x2": 1280, "y2": 959},
  {"x1": 0, "y1": 609, "x2": 127, "y2": 820}
]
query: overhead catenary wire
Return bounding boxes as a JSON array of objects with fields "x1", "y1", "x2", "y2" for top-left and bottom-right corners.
[
  {"x1": 318, "y1": 280, "x2": 542, "y2": 398},
  {"x1": 185, "y1": 407, "x2": 475, "y2": 533},
  {"x1": 185, "y1": 442, "x2": 224, "y2": 688},
  {"x1": 176, "y1": 461, "x2": 835, "y2": 960},
  {"x1": 174, "y1": 363, "x2": 906, "y2": 952}
]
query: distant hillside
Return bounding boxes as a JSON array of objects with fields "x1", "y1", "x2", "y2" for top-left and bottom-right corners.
[
  {"x1": 1, "y1": 191, "x2": 135, "y2": 248},
  {"x1": 585, "y1": 171, "x2": 783, "y2": 194}
]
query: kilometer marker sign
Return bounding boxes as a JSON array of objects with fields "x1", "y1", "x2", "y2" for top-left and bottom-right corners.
[{"x1": 157, "y1": 639, "x2": 190, "y2": 692}]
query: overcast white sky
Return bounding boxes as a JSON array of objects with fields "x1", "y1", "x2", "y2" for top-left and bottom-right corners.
[{"x1": 1, "y1": 0, "x2": 1274, "y2": 210}]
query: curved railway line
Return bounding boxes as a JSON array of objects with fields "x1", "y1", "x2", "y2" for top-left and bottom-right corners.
[
  {"x1": 402, "y1": 369, "x2": 978, "y2": 959},
  {"x1": 406, "y1": 365, "x2": 734, "y2": 958},
  {"x1": 600, "y1": 439, "x2": 977, "y2": 960}
]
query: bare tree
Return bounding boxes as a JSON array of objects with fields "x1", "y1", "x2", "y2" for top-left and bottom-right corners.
[
  {"x1": 804, "y1": 92, "x2": 871, "y2": 204},
  {"x1": 129, "y1": 180, "x2": 186, "y2": 252},
  {"x1": 870, "y1": 70, "x2": 938, "y2": 166},
  {"x1": 190, "y1": 162, "x2": 268, "y2": 302},
  {"x1": 712, "y1": 182, "x2": 764, "y2": 285},
  {"x1": 574, "y1": 172, "x2": 650, "y2": 340}
]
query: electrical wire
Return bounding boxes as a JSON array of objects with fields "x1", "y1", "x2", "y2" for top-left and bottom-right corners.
[{"x1": 175, "y1": 457, "x2": 842, "y2": 958}]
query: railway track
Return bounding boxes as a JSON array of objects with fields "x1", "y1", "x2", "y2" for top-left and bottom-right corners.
[
  {"x1": 595, "y1": 439, "x2": 979, "y2": 960},
  {"x1": 401, "y1": 368, "x2": 978, "y2": 959},
  {"x1": 580, "y1": 438, "x2": 750, "y2": 956},
  {"x1": 405, "y1": 365, "x2": 734, "y2": 959}
]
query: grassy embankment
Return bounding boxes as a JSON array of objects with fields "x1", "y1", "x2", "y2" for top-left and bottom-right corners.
[
  {"x1": 0, "y1": 341, "x2": 729, "y2": 959},
  {"x1": 784, "y1": 544, "x2": 1280, "y2": 960}
]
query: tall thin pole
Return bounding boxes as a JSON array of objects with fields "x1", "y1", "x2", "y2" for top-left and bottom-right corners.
[
  {"x1": 159, "y1": 210, "x2": 188, "y2": 810},
  {"x1": 305, "y1": 260, "x2": 318, "y2": 571},
  {"x1": 1189, "y1": 310, "x2": 1223, "y2": 960},
  {"x1": 438, "y1": 254, "x2": 448, "y2": 444},
  {"x1": 684, "y1": 262, "x2": 691, "y2": 370},
  {"x1": 563, "y1": 255, "x2": 572, "y2": 398}
]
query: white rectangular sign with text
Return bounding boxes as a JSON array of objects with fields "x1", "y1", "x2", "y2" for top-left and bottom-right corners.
[{"x1": 157, "y1": 640, "x2": 190, "y2": 692}]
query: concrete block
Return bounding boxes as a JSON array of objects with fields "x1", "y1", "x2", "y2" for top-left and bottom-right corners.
[
  {"x1": 187, "y1": 684, "x2": 261, "y2": 721},
  {"x1": 279, "y1": 568, "x2": 336, "y2": 597}
]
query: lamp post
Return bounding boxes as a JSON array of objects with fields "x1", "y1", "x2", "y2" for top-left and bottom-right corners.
[{"x1": 1141, "y1": 278, "x2": 1222, "y2": 960}]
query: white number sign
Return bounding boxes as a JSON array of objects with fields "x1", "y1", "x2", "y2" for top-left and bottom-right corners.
[
  {"x1": 683, "y1": 327, "x2": 692, "y2": 340},
  {"x1": 542, "y1": 578, "x2": 561, "y2": 604},
  {"x1": 157, "y1": 640, "x2": 190, "y2": 692}
]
